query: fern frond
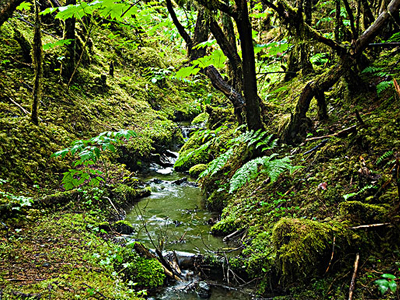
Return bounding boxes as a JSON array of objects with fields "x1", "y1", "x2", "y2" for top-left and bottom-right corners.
[
  {"x1": 387, "y1": 32, "x2": 400, "y2": 42},
  {"x1": 261, "y1": 155, "x2": 292, "y2": 182},
  {"x1": 376, "y1": 150, "x2": 394, "y2": 165},
  {"x1": 198, "y1": 148, "x2": 234, "y2": 179},
  {"x1": 361, "y1": 66, "x2": 383, "y2": 74},
  {"x1": 376, "y1": 80, "x2": 393, "y2": 96},
  {"x1": 229, "y1": 157, "x2": 264, "y2": 193}
]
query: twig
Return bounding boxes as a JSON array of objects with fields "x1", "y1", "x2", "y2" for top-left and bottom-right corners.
[
  {"x1": 8, "y1": 97, "x2": 29, "y2": 115},
  {"x1": 103, "y1": 197, "x2": 121, "y2": 217},
  {"x1": 348, "y1": 252, "x2": 360, "y2": 300},
  {"x1": 325, "y1": 236, "x2": 336, "y2": 274},
  {"x1": 350, "y1": 223, "x2": 391, "y2": 229},
  {"x1": 305, "y1": 125, "x2": 357, "y2": 142}
]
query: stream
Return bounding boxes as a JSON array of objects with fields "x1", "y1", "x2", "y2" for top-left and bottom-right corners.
[{"x1": 125, "y1": 161, "x2": 253, "y2": 299}]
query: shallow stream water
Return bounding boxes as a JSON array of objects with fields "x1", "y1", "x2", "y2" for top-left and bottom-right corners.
[{"x1": 125, "y1": 164, "x2": 253, "y2": 299}]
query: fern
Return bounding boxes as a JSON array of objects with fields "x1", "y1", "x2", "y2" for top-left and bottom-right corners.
[
  {"x1": 229, "y1": 157, "x2": 264, "y2": 193},
  {"x1": 228, "y1": 154, "x2": 300, "y2": 193},
  {"x1": 198, "y1": 148, "x2": 234, "y2": 179},
  {"x1": 361, "y1": 66, "x2": 383, "y2": 74},
  {"x1": 376, "y1": 150, "x2": 394, "y2": 165},
  {"x1": 343, "y1": 184, "x2": 376, "y2": 201},
  {"x1": 386, "y1": 32, "x2": 400, "y2": 42},
  {"x1": 376, "y1": 80, "x2": 393, "y2": 96}
]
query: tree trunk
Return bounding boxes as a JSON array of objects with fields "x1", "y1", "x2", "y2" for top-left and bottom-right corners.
[
  {"x1": 235, "y1": 0, "x2": 263, "y2": 131},
  {"x1": 31, "y1": 1, "x2": 43, "y2": 126},
  {"x1": 0, "y1": 0, "x2": 24, "y2": 28},
  {"x1": 62, "y1": 0, "x2": 76, "y2": 80},
  {"x1": 281, "y1": 0, "x2": 400, "y2": 144}
]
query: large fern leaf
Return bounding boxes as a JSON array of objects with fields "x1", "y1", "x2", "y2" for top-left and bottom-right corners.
[
  {"x1": 228, "y1": 157, "x2": 264, "y2": 193},
  {"x1": 198, "y1": 148, "x2": 234, "y2": 179}
]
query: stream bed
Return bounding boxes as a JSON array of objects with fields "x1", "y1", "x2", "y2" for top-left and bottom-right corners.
[{"x1": 125, "y1": 164, "x2": 253, "y2": 299}]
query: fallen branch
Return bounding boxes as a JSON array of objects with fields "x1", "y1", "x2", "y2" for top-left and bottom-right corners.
[
  {"x1": 350, "y1": 223, "x2": 391, "y2": 229},
  {"x1": 305, "y1": 125, "x2": 357, "y2": 142},
  {"x1": 325, "y1": 236, "x2": 336, "y2": 274},
  {"x1": 104, "y1": 197, "x2": 121, "y2": 218},
  {"x1": 223, "y1": 228, "x2": 247, "y2": 242},
  {"x1": 348, "y1": 252, "x2": 360, "y2": 300},
  {"x1": 8, "y1": 97, "x2": 29, "y2": 115}
]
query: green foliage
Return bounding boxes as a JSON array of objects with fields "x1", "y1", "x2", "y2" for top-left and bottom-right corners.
[
  {"x1": 43, "y1": 39, "x2": 74, "y2": 51},
  {"x1": 199, "y1": 127, "x2": 299, "y2": 193},
  {"x1": 52, "y1": 129, "x2": 136, "y2": 190},
  {"x1": 375, "y1": 273, "x2": 397, "y2": 295},
  {"x1": 376, "y1": 150, "x2": 394, "y2": 165},
  {"x1": 342, "y1": 184, "x2": 376, "y2": 201},
  {"x1": 376, "y1": 80, "x2": 393, "y2": 96},
  {"x1": 0, "y1": 179, "x2": 33, "y2": 210},
  {"x1": 143, "y1": 66, "x2": 174, "y2": 85},
  {"x1": 229, "y1": 154, "x2": 299, "y2": 193},
  {"x1": 174, "y1": 140, "x2": 212, "y2": 169},
  {"x1": 175, "y1": 50, "x2": 227, "y2": 79}
]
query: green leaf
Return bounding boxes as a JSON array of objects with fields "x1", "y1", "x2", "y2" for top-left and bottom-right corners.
[
  {"x1": 199, "y1": 148, "x2": 234, "y2": 180},
  {"x1": 375, "y1": 279, "x2": 389, "y2": 295},
  {"x1": 175, "y1": 66, "x2": 201, "y2": 78},
  {"x1": 16, "y1": 2, "x2": 32, "y2": 11},
  {"x1": 388, "y1": 280, "x2": 397, "y2": 292},
  {"x1": 382, "y1": 274, "x2": 397, "y2": 280},
  {"x1": 43, "y1": 39, "x2": 74, "y2": 51}
]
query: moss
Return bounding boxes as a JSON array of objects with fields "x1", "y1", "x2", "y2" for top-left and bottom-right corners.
[
  {"x1": 205, "y1": 105, "x2": 235, "y2": 129},
  {"x1": 174, "y1": 146, "x2": 209, "y2": 172},
  {"x1": 189, "y1": 164, "x2": 207, "y2": 178},
  {"x1": 191, "y1": 112, "x2": 209, "y2": 125},
  {"x1": 339, "y1": 201, "x2": 389, "y2": 224},
  {"x1": 111, "y1": 184, "x2": 151, "y2": 206},
  {"x1": 113, "y1": 220, "x2": 135, "y2": 234},
  {"x1": 271, "y1": 218, "x2": 341, "y2": 283},
  {"x1": 115, "y1": 244, "x2": 165, "y2": 289}
]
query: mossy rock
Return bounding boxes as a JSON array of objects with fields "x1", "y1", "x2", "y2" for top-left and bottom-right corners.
[
  {"x1": 205, "y1": 105, "x2": 235, "y2": 129},
  {"x1": 115, "y1": 244, "x2": 165, "y2": 289},
  {"x1": 206, "y1": 189, "x2": 230, "y2": 212},
  {"x1": 113, "y1": 220, "x2": 135, "y2": 234},
  {"x1": 133, "y1": 47, "x2": 165, "y2": 69},
  {"x1": 189, "y1": 164, "x2": 207, "y2": 178},
  {"x1": 339, "y1": 201, "x2": 389, "y2": 224},
  {"x1": 271, "y1": 218, "x2": 342, "y2": 283},
  {"x1": 111, "y1": 184, "x2": 151, "y2": 206},
  {"x1": 211, "y1": 212, "x2": 238, "y2": 236},
  {"x1": 192, "y1": 112, "x2": 209, "y2": 125},
  {"x1": 174, "y1": 147, "x2": 209, "y2": 172}
]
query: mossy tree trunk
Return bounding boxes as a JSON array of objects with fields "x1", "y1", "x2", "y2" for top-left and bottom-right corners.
[
  {"x1": 263, "y1": 0, "x2": 400, "y2": 144},
  {"x1": 235, "y1": 0, "x2": 263, "y2": 131},
  {"x1": 0, "y1": 0, "x2": 24, "y2": 27},
  {"x1": 279, "y1": 0, "x2": 400, "y2": 144},
  {"x1": 31, "y1": 1, "x2": 43, "y2": 126},
  {"x1": 62, "y1": 0, "x2": 76, "y2": 81},
  {"x1": 166, "y1": 0, "x2": 246, "y2": 125}
]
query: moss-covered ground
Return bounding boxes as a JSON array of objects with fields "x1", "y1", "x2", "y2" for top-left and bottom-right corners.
[
  {"x1": 0, "y1": 5, "x2": 217, "y2": 298},
  {"x1": 2, "y1": 2, "x2": 400, "y2": 299},
  {"x1": 177, "y1": 49, "x2": 400, "y2": 298}
]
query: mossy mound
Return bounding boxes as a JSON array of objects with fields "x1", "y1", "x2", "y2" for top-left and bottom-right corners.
[
  {"x1": 189, "y1": 164, "x2": 207, "y2": 178},
  {"x1": 111, "y1": 184, "x2": 151, "y2": 207},
  {"x1": 271, "y1": 218, "x2": 348, "y2": 283},
  {"x1": 114, "y1": 243, "x2": 165, "y2": 289},
  {"x1": 191, "y1": 112, "x2": 209, "y2": 125},
  {"x1": 339, "y1": 201, "x2": 389, "y2": 224}
]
